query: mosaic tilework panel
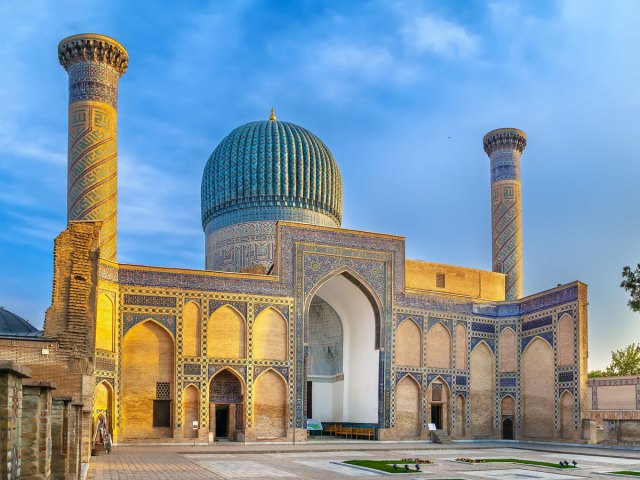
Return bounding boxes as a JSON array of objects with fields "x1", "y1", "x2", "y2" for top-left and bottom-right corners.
[
  {"x1": 470, "y1": 337, "x2": 494, "y2": 352},
  {"x1": 255, "y1": 366, "x2": 289, "y2": 382},
  {"x1": 95, "y1": 357, "x2": 115, "y2": 371},
  {"x1": 396, "y1": 313, "x2": 423, "y2": 330},
  {"x1": 98, "y1": 262, "x2": 118, "y2": 282},
  {"x1": 558, "y1": 371, "x2": 574, "y2": 383},
  {"x1": 455, "y1": 375, "x2": 467, "y2": 386},
  {"x1": 122, "y1": 313, "x2": 176, "y2": 337},
  {"x1": 208, "y1": 365, "x2": 247, "y2": 382},
  {"x1": 209, "y1": 300, "x2": 246, "y2": 318},
  {"x1": 124, "y1": 294, "x2": 177, "y2": 307},
  {"x1": 519, "y1": 286, "x2": 578, "y2": 315},
  {"x1": 184, "y1": 363, "x2": 201, "y2": 376},
  {"x1": 67, "y1": 62, "x2": 120, "y2": 107},
  {"x1": 395, "y1": 372, "x2": 422, "y2": 385},
  {"x1": 500, "y1": 377, "x2": 517, "y2": 387},
  {"x1": 427, "y1": 374, "x2": 451, "y2": 387},
  {"x1": 254, "y1": 303, "x2": 288, "y2": 320},
  {"x1": 522, "y1": 316, "x2": 552, "y2": 331},
  {"x1": 521, "y1": 331, "x2": 553, "y2": 351},
  {"x1": 471, "y1": 321, "x2": 496, "y2": 333}
]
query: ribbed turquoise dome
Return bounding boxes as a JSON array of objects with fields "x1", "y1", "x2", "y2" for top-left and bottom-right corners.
[{"x1": 201, "y1": 119, "x2": 342, "y2": 231}]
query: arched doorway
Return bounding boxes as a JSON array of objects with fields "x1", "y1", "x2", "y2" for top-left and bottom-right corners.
[
  {"x1": 94, "y1": 381, "x2": 113, "y2": 443},
  {"x1": 306, "y1": 272, "x2": 380, "y2": 425},
  {"x1": 209, "y1": 369, "x2": 244, "y2": 441},
  {"x1": 501, "y1": 395, "x2": 515, "y2": 440},
  {"x1": 428, "y1": 378, "x2": 450, "y2": 433},
  {"x1": 502, "y1": 417, "x2": 514, "y2": 439}
]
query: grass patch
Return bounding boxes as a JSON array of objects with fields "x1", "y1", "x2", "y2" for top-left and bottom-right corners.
[
  {"x1": 484, "y1": 459, "x2": 576, "y2": 469},
  {"x1": 343, "y1": 460, "x2": 428, "y2": 473},
  {"x1": 609, "y1": 472, "x2": 640, "y2": 477}
]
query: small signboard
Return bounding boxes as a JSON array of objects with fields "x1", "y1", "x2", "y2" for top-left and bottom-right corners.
[
  {"x1": 306, "y1": 419, "x2": 323, "y2": 431},
  {"x1": 192, "y1": 420, "x2": 199, "y2": 430},
  {"x1": 428, "y1": 423, "x2": 437, "y2": 431}
]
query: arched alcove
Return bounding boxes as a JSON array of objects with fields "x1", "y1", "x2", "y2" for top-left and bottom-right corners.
[
  {"x1": 521, "y1": 337, "x2": 554, "y2": 438},
  {"x1": 557, "y1": 314, "x2": 574, "y2": 366},
  {"x1": 208, "y1": 306, "x2": 246, "y2": 359},
  {"x1": 182, "y1": 301, "x2": 200, "y2": 357},
  {"x1": 455, "y1": 394, "x2": 466, "y2": 437},
  {"x1": 395, "y1": 375, "x2": 421, "y2": 439},
  {"x1": 182, "y1": 385, "x2": 199, "y2": 438},
  {"x1": 470, "y1": 342, "x2": 495, "y2": 437},
  {"x1": 121, "y1": 320, "x2": 174, "y2": 439},
  {"x1": 455, "y1": 323, "x2": 467, "y2": 370},
  {"x1": 396, "y1": 319, "x2": 422, "y2": 367},
  {"x1": 254, "y1": 369, "x2": 287, "y2": 439},
  {"x1": 499, "y1": 328, "x2": 516, "y2": 373},
  {"x1": 96, "y1": 293, "x2": 114, "y2": 352},
  {"x1": 254, "y1": 308, "x2": 287, "y2": 361},
  {"x1": 560, "y1": 390, "x2": 575, "y2": 439},
  {"x1": 427, "y1": 322, "x2": 451, "y2": 369}
]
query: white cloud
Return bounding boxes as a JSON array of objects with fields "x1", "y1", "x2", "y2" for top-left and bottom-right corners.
[
  {"x1": 0, "y1": 123, "x2": 65, "y2": 166},
  {"x1": 401, "y1": 15, "x2": 479, "y2": 57}
]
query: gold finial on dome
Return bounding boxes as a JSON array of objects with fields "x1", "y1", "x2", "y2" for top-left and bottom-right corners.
[{"x1": 269, "y1": 107, "x2": 277, "y2": 121}]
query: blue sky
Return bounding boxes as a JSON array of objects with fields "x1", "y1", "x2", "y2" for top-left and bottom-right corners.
[{"x1": 1, "y1": 0, "x2": 639, "y2": 370}]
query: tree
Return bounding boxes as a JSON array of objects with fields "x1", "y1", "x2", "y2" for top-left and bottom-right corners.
[
  {"x1": 621, "y1": 264, "x2": 640, "y2": 312},
  {"x1": 588, "y1": 343, "x2": 640, "y2": 378},
  {"x1": 607, "y1": 343, "x2": 640, "y2": 376}
]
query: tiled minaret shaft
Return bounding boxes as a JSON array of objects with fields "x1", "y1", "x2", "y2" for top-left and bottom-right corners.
[
  {"x1": 58, "y1": 34, "x2": 128, "y2": 261},
  {"x1": 483, "y1": 128, "x2": 527, "y2": 300}
]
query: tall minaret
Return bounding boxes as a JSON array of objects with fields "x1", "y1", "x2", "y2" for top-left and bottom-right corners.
[
  {"x1": 58, "y1": 34, "x2": 128, "y2": 261},
  {"x1": 483, "y1": 128, "x2": 527, "y2": 300}
]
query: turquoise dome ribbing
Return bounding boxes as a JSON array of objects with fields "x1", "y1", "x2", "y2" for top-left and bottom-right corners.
[{"x1": 201, "y1": 120, "x2": 342, "y2": 231}]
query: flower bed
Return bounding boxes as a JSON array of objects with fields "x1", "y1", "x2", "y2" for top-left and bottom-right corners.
[{"x1": 456, "y1": 458, "x2": 576, "y2": 469}]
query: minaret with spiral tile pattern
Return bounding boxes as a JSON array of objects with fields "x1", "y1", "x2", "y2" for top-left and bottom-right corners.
[
  {"x1": 483, "y1": 128, "x2": 527, "y2": 300},
  {"x1": 58, "y1": 34, "x2": 128, "y2": 261}
]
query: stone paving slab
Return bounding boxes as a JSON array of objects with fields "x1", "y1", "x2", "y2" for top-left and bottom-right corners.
[
  {"x1": 267, "y1": 451, "x2": 373, "y2": 458},
  {"x1": 465, "y1": 468, "x2": 585, "y2": 479},
  {"x1": 294, "y1": 460, "x2": 379, "y2": 476},
  {"x1": 89, "y1": 443, "x2": 640, "y2": 480},
  {"x1": 197, "y1": 460, "x2": 297, "y2": 478}
]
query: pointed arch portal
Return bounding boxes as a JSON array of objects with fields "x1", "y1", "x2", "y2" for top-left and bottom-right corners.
[{"x1": 306, "y1": 272, "x2": 380, "y2": 424}]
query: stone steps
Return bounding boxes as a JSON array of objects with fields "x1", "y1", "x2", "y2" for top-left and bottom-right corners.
[{"x1": 432, "y1": 429, "x2": 453, "y2": 444}]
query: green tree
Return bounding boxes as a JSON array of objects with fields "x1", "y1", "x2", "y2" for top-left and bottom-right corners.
[
  {"x1": 621, "y1": 264, "x2": 640, "y2": 312},
  {"x1": 607, "y1": 343, "x2": 640, "y2": 376},
  {"x1": 588, "y1": 369, "x2": 606, "y2": 378}
]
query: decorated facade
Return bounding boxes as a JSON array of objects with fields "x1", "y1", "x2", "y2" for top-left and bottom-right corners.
[{"x1": 2, "y1": 32, "x2": 590, "y2": 455}]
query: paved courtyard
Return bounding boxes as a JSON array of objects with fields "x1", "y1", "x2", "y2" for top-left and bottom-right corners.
[{"x1": 88, "y1": 442, "x2": 640, "y2": 479}]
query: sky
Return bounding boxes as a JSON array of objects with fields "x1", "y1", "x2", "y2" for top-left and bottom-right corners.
[{"x1": 1, "y1": 0, "x2": 639, "y2": 371}]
